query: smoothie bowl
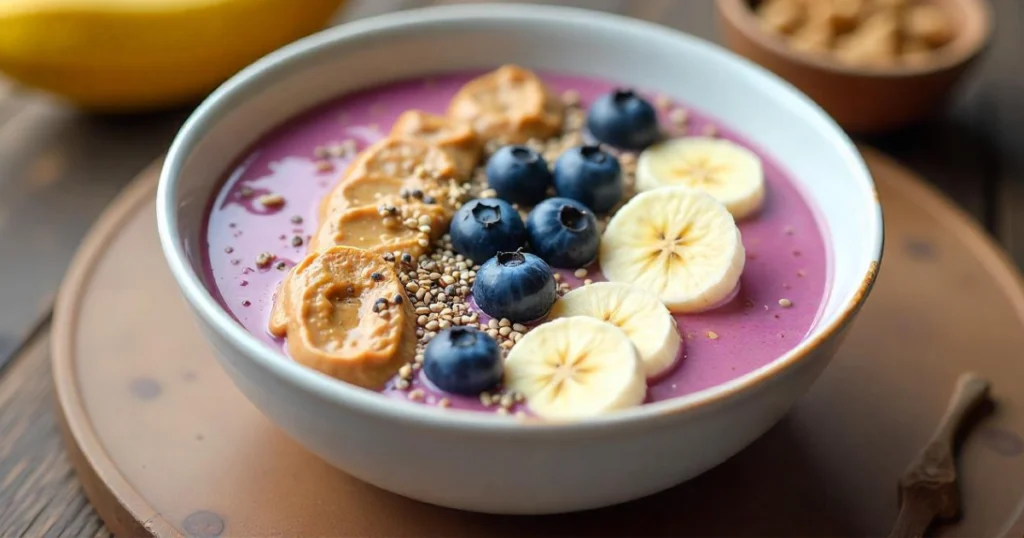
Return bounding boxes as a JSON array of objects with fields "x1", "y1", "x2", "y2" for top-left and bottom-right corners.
[{"x1": 157, "y1": 4, "x2": 882, "y2": 514}]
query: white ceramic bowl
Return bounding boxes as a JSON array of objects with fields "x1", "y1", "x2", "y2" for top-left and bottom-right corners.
[{"x1": 157, "y1": 4, "x2": 883, "y2": 514}]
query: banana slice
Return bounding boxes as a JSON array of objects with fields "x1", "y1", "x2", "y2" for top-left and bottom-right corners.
[
  {"x1": 636, "y1": 137, "x2": 765, "y2": 220},
  {"x1": 547, "y1": 282, "x2": 682, "y2": 379},
  {"x1": 503, "y1": 317, "x2": 646, "y2": 420},
  {"x1": 600, "y1": 187, "x2": 745, "y2": 313}
]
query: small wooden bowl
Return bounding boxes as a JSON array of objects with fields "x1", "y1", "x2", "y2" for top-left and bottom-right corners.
[{"x1": 716, "y1": 0, "x2": 992, "y2": 134}]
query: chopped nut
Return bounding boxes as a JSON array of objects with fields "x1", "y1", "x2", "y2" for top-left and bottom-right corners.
[
  {"x1": 779, "y1": 298, "x2": 793, "y2": 308},
  {"x1": 255, "y1": 252, "x2": 275, "y2": 269},
  {"x1": 408, "y1": 389, "x2": 425, "y2": 402},
  {"x1": 669, "y1": 107, "x2": 689, "y2": 126},
  {"x1": 257, "y1": 193, "x2": 285, "y2": 208},
  {"x1": 707, "y1": 331, "x2": 719, "y2": 340},
  {"x1": 905, "y1": 4, "x2": 954, "y2": 48},
  {"x1": 654, "y1": 94, "x2": 672, "y2": 110},
  {"x1": 574, "y1": 268, "x2": 588, "y2": 278}
]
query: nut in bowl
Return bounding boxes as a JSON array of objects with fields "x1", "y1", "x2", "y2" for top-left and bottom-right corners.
[
  {"x1": 157, "y1": 4, "x2": 882, "y2": 514},
  {"x1": 716, "y1": 0, "x2": 992, "y2": 133}
]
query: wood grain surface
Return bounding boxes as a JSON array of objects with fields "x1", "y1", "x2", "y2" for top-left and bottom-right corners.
[{"x1": 0, "y1": 0, "x2": 1022, "y2": 536}]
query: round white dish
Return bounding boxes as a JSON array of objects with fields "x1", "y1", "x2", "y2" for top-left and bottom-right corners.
[{"x1": 156, "y1": 4, "x2": 883, "y2": 514}]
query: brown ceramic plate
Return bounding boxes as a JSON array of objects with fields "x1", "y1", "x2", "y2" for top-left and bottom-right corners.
[{"x1": 53, "y1": 148, "x2": 1024, "y2": 536}]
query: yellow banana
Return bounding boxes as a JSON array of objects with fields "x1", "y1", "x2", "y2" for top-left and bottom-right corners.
[{"x1": 0, "y1": 0, "x2": 345, "y2": 111}]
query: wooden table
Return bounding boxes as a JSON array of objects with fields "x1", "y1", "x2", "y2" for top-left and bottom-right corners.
[{"x1": 0, "y1": 1, "x2": 1020, "y2": 535}]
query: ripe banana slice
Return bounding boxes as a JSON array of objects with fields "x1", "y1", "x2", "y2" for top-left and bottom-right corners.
[
  {"x1": 600, "y1": 187, "x2": 745, "y2": 313},
  {"x1": 503, "y1": 317, "x2": 646, "y2": 420},
  {"x1": 547, "y1": 282, "x2": 682, "y2": 379},
  {"x1": 636, "y1": 137, "x2": 765, "y2": 220}
]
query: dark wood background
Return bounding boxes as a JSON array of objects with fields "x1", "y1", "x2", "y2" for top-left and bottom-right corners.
[{"x1": 0, "y1": 0, "x2": 1020, "y2": 535}]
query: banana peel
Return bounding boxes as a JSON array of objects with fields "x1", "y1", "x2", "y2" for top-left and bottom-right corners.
[{"x1": 0, "y1": 0, "x2": 346, "y2": 111}]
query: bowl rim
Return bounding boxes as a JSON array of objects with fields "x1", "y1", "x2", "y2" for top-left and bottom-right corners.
[
  {"x1": 157, "y1": 3, "x2": 884, "y2": 434},
  {"x1": 716, "y1": 0, "x2": 993, "y2": 78}
]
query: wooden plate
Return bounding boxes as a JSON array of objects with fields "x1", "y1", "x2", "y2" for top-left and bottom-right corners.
[{"x1": 52, "y1": 148, "x2": 1024, "y2": 537}]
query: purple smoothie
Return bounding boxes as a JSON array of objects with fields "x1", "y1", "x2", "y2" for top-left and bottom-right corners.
[{"x1": 203, "y1": 71, "x2": 830, "y2": 413}]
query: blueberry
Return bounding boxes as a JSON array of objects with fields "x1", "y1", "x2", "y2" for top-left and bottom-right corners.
[
  {"x1": 449, "y1": 198, "x2": 527, "y2": 263},
  {"x1": 423, "y1": 327, "x2": 502, "y2": 396},
  {"x1": 473, "y1": 250, "x2": 557, "y2": 323},
  {"x1": 526, "y1": 198, "x2": 600, "y2": 269},
  {"x1": 586, "y1": 88, "x2": 660, "y2": 150},
  {"x1": 485, "y1": 145, "x2": 553, "y2": 206},
  {"x1": 553, "y1": 145, "x2": 623, "y2": 213}
]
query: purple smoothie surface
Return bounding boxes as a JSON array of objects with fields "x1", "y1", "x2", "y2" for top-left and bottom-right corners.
[{"x1": 202, "y1": 71, "x2": 831, "y2": 413}]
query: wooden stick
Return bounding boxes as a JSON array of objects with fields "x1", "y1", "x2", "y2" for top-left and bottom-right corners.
[{"x1": 888, "y1": 372, "x2": 991, "y2": 538}]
